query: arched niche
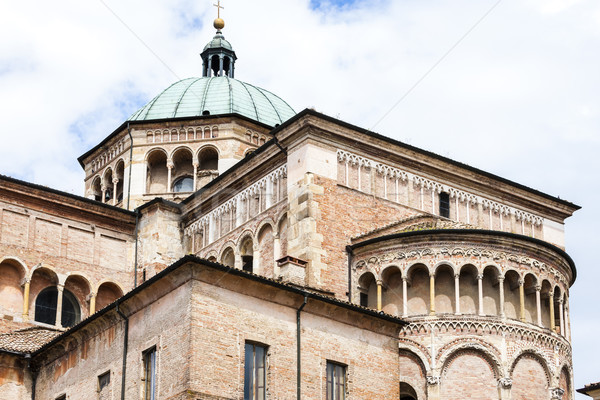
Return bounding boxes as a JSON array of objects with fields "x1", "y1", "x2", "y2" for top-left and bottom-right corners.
[
  {"x1": 482, "y1": 265, "x2": 501, "y2": 316},
  {"x1": 0, "y1": 259, "x2": 26, "y2": 316},
  {"x1": 357, "y1": 271, "x2": 377, "y2": 309},
  {"x1": 503, "y1": 270, "x2": 521, "y2": 320},
  {"x1": 381, "y1": 266, "x2": 402, "y2": 316},
  {"x1": 221, "y1": 247, "x2": 235, "y2": 268},
  {"x1": 64, "y1": 274, "x2": 91, "y2": 318},
  {"x1": 434, "y1": 264, "x2": 455, "y2": 315},
  {"x1": 458, "y1": 264, "x2": 478, "y2": 315},
  {"x1": 171, "y1": 147, "x2": 194, "y2": 193},
  {"x1": 146, "y1": 149, "x2": 168, "y2": 194},
  {"x1": 406, "y1": 264, "x2": 430, "y2": 316},
  {"x1": 96, "y1": 282, "x2": 124, "y2": 312},
  {"x1": 257, "y1": 224, "x2": 274, "y2": 278}
]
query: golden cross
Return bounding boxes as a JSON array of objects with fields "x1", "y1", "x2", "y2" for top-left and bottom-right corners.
[{"x1": 213, "y1": 1, "x2": 224, "y2": 18}]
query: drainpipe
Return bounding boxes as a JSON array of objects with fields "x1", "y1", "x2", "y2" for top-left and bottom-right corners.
[
  {"x1": 126, "y1": 123, "x2": 133, "y2": 210},
  {"x1": 26, "y1": 354, "x2": 36, "y2": 400},
  {"x1": 133, "y1": 209, "x2": 140, "y2": 288},
  {"x1": 346, "y1": 246, "x2": 353, "y2": 303},
  {"x1": 116, "y1": 302, "x2": 129, "y2": 400},
  {"x1": 296, "y1": 295, "x2": 308, "y2": 400}
]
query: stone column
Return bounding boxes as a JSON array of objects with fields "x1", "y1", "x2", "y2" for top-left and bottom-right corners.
[
  {"x1": 454, "y1": 274, "x2": 460, "y2": 315},
  {"x1": 519, "y1": 279, "x2": 525, "y2": 322},
  {"x1": 549, "y1": 292, "x2": 555, "y2": 332},
  {"x1": 234, "y1": 253, "x2": 242, "y2": 270},
  {"x1": 55, "y1": 284, "x2": 64, "y2": 328},
  {"x1": 207, "y1": 57, "x2": 212, "y2": 77},
  {"x1": 498, "y1": 276, "x2": 505, "y2": 318},
  {"x1": 89, "y1": 292, "x2": 97, "y2": 315},
  {"x1": 22, "y1": 279, "x2": 31, "y2": 321},
  {"x1": 192, "y1": 162, "x2": 199, "y2": 191},
  {"x1": 167, "y1": 160, "x2": 174, "y2": 193},
  {"x1": 498, "y1": 378, "x2": 512, "y2": 400},
  {"x1": 273, "y1": 233, "x2": 281, "y2": 277},
  {"x1": 426, "y1": 376, "x2": 441, "y2": 400},
  {"x1": 219, "y1": 55, "x2": 224, "y2": 76},
  {"x1": 559, "y1": 298, "x2": 565, "y2": 336},
  {"x1": 402, "y1": 277, "x2": 408, "y2": 317},
  {"x1": 101, "y1": 185, "x2": 107, "y2": 204},
  {"x1": 535, "y1": 285, "x2": 542, "y2": 327},
  {"x1": 429, "y1": 274, "x2": 435, "y2": 316},
  {"x1": 112, "y1": 177, "x2": 119, "y2": 206},
  {"x1": 477, "y1": 274, "x2": 484, "y2": 316},
  {"x1": 376, "y1": 280, "x2": 383, "y2": 312}
]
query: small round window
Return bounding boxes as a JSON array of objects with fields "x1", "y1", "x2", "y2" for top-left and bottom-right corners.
[{"x1": 173, "y1": 176, "x2": 194, "y2": 193}]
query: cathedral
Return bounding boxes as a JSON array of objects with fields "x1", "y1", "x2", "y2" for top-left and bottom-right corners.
[{"x1": 0, "y1": 10, "x2": 579, "y2": 400}]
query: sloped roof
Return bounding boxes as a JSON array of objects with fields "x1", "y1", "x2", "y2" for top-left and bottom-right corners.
[{"x1": 0, "y1": 327, "x2": 61, "y2": 354}]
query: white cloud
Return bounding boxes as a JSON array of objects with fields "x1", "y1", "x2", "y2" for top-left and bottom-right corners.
[{"x1": 1, "y1": 0, "x2": 599, "y2": 393}]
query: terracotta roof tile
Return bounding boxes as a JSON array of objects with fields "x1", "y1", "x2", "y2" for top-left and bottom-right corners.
[{"x1": 0, "y1": 327, "x2": 61, "y2": 354}]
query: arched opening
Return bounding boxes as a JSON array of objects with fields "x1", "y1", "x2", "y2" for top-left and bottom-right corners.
[
  {"x1": 381, "y1": 266, "x2": 402, "y2": 316},
  {"x1": 434, "y1": 264, "x2": 455, "y2": 315},
  {"x1": 115, "y1": 160, "x2": 125, "y2": 203},
  {"x1": 504, "y1": 270, "x2": 521, "y2": 320},
  {"x1": 459, "y1": 264, "x2": 478, "y2": 315},
  {"x1": 559, "y1": 366, "x2": 571, "y2": 398},
  {"x1": 197, "y1": 147, "x2": 219, "y2": 188},
  {"x1": 91, "y1": 176, "x2": 102, "y2": 202},
  {"x1": 0, "y1": 259, "x2": 25, "y2": 316},
  {"x1": 34, "y1": 287, "x2": 81, "y2": 327},
  {"x1": 406, "y1": 264, "x2": 430, "y2": 316},
  {"x1": 540, "y1": 280, "x2": 552, "y2": 328},
  {"x1": 171, "y1": 148, "x2": 194, "y2": 193},
  {"x1": 240, "y1": 237, "x2": 254, "y2": 273},
  {"x1": 482, "y1": 265, "x2": 500, "y2": 316},
  {"x1": 103, "y1": 169, "x2": 114, "y2": 203},
  {"x1": 278, "y1": 215, "x2": 288, "y2": 258},
  {"x1": 553, "y1": 286, "x2": 562, "y2": 334},
  {"x1": 221, "y1": 247, "x2": 235, "y2": 268},
  {"x1": 146, "y1": 149, "x2": 168, "y2": 194},
  {"x1": 399, "y1": 382, "x2": 418, "y2": 400},
  {"x1": 358, "y1": 272, "x2": 377, "y2": 309},
  {"x1": 96, "y1": 282, "x2": 124, "y2": 312},
  {"x1": 64, "y1": 275, "x2": 91, "y2": 318},
  {"x1": 523, "y1": 273, "x2": 538, "y2": 323}
]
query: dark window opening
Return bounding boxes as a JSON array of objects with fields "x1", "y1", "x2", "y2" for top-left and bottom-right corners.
[
  {"x1": 244, "y1": 342, "x2": 266, "y2": 400},
  {"x1": 439, "y1": 192, "x2": 450, "y2": 218},
  {"x1": 172, "y1": 176, "x2": 194, "y2": 193},
  {"x1": 360, "y1": 292, "x2": 369, "y2": 308},
  {"x1": 242, "y1": 256, "x2": 253, "y2": 273},
  {"x1": 326, "y1": 361, "x2": 346, "y2": 400},
  {"x1": 98, "y1": 371, "x2": 111, "y2": 390},
  {"x1": 34, "y1": 287, "x2": 81, "y2": 327},
  {"x1": 143, "y1": 347, "x2": 156, "y2": 400},
  {"x1": 400, "y1": 381, "x2": 418, "y2": 400}
]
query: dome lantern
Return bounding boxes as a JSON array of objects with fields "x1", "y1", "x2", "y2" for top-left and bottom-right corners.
[{"x1": 201, "y1": 1, "x2": 236, "y2": 78}]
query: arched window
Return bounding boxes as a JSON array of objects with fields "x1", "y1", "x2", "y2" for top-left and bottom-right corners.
[
  {"x1": 399, "y1": 381, "x2": 418, "y2": 400},
  {"x1": 35, "y1": 287, "x2": 81, "y2": 327},
  {"x1": 173, "y1": 176, "x2": 194, "y2": 193}
]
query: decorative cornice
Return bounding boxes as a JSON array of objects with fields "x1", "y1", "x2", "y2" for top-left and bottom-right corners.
[
  {"x1": 337, "y1": 149, "x2": 543, "y2": 225},
  {"x1": 184, "y1": 165, "x2": 287, "y2": 236}
]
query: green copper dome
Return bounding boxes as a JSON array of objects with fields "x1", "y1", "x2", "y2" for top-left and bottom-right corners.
[{"x1": 129, "y1": 77, "x2": 296, "y2": 127}]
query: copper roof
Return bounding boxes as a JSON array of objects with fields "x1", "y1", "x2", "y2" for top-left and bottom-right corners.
[{"x1": 0, "y1": 327, "x2": 61, "y2": 354}]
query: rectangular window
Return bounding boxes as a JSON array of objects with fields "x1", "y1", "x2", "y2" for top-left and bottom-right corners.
[
  {"x1": 244, "y1": 342, "x2": 266, "y2": 400},
  {"x1": 326, "y1": 361, "x2": 346, "y2": 400},
  {"x1": 439, "y1": 192, "x2": 450, "y2": 218},
  {"x1": 98, "y1": 371, "x2": 110, "y2": 390},
  {"x1": 143, "y1": 347, "x2": 157, "y2": 400}
]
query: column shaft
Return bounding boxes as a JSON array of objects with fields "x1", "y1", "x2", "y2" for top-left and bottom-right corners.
[
  {"x1": 535, "y1": 287, "x2": 542, "y2": 326},
  {"x1": 498, "y1": 277, "x2": 505, "y2": 317},
  {"x1": 454, "y1": 274, "x2": 460, "y2": 315},
  {"x1": 429, "y1": 274, "x2": 435, "y2": 315},
  {"x1": 55, "y1": 285, "x2": 64, "y2": 328},
  {"x1": 377, "y1": 281, "x2": 382, "y2": 312},
  {"x1": 478, "y1": 274, "x2": 484, "y2": 316},
  {"x1": 90, "y1": 293, "x2": 97, "y2": 315},
  {"x1": 402, "y1": 277, "x2": 408, "y2": 317},
  {"x1": 559, "y1": 299, "x2": 565, "y2": 336},
  {"x1": 22, "y1": 281, "x2": 30, "y2": 321},
  {"x1": 519, "y1": 280, "x2": 525, "y2": 322},
  {"x1": 549, "y1": 294, "x2": 555, "y2": 331}
]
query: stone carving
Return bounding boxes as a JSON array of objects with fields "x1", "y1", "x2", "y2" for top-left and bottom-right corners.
[
  {"x1": 551, "y1": 388, "x2": 565, "y2": 399},
  {"x1": 426, "y1": 376, "x2": 441, "y2": 386},
  {"x1": 498, "y1": 378, "x2": 513, "y2": 388}
]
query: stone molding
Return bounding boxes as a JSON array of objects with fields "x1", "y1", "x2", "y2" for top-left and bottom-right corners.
[
  {"x1": 337, "y1": 149, "x2": 543, "y2": 225},
  {"x1": 184, "y1": 164, "x2": 287, "y2": 236}
]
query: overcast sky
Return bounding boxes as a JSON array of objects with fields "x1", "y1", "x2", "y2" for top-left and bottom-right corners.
[{"x1": 1, "y1": 0, "x2": 598, "y2": 394}]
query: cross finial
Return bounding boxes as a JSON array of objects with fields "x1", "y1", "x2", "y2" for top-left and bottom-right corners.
[{"x1": 213, "y1": 1, "x2": 224, "y2": 19}]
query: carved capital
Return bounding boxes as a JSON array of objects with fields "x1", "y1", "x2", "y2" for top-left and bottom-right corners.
[
  {"x1": 497, "y1": 276, "x2": 504, "y2": 282},
  {"x1": 518, "y1": 279, "x2": 524, "y2": 286},
  {"x1": 166, "y1": 160, "x2": 174, "y2": 169},
  {"x1": 535, "y1": 284, "x2": 541, "y2": 292},
  {"x1": 551, "y1": 388, "x2": 564, "y2": 400},
  {"x1": 498, "y1": 378, "x2": 512, "y2": 388},
  {"x1": 112, "y1": 177, "x2": 119, "y2": 185},
  {"x1": 426, "y1": 376, "x2": 441, "y2": 386},
  {"x1": 477, "y1": 274, "x2": 483, "y2": 280}
]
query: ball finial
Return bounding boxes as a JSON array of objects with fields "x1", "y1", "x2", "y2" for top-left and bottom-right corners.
[{"x1": 214, "y1": 18, "x2": 225, "y2": 30}]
